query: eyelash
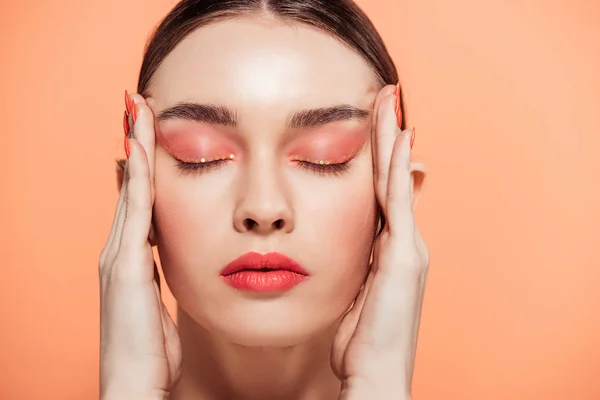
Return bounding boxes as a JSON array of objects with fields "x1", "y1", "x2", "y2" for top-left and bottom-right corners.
[
  {"x1": 295, "y1": 160, "x2": 351, "y2": 176},
  {"x1": 176, "y1": 159, "x2": 229, "y2": 174},
  {"x1": 175, "y1": 159, "x2": 352, "y2": 176}
]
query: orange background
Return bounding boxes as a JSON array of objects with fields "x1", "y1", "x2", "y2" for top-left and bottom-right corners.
[{"x1": 1, "y1": 0, "x2": 599, "y2": 399}]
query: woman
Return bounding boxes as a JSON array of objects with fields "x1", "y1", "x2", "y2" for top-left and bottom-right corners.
[{"x1": 99, "y1": 0, "x2": 429, "y2": 398}]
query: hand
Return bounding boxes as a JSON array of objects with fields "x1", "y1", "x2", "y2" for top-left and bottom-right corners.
[
  {"x1": 98, "y1": 94, "x2": 181, "y2": 400},
  {"x1": 331, "y1": 85, "x2": 429, "y2": 399}
]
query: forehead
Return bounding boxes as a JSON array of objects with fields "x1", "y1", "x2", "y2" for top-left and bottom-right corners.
[{"x1": 148, "y1": 15, "x2": 380, "y2": 111}]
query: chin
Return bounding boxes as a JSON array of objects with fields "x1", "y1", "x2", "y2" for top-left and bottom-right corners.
[
  {"x1": 198, "y1": 300, "x2": 341, "y2": 348},
  {"x1": 221, "y1": 325, "x2": 312, "y2": 347}
]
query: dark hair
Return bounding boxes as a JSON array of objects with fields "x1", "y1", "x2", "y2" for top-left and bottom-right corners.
[{"x1": 136, "y1": 0, "x2": 406, "y2": 129}]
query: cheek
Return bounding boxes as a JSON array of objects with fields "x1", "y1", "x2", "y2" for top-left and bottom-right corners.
[
  {"x1": 317, "y1": 158, "x2": 377, "y2": 252},
  {"x1": 300, "y1": 176, "x2": 377, "y2": 321},
  {"x1": 152, "y1": 151, "x2": 227, "y2": 249},
  {"x1": 153, "y1": 185, "x2": 202, "y2": 246},
  {"x1": 328, "y1": 192, "x2": 377, "y2": 256},
  {"x1": 302, "y1": 167, "x2": 378, "y2": 268},
  {"x1": 151, "y1": 168, "x2": 221, "y2": 283}
]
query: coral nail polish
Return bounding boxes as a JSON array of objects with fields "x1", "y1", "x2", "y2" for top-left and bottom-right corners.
[
  {"x1": 410, "y1": 127, "x2": 416, "y2": 149},
  {"x1": 124, "y1": 136, "x2": 131, "y2": 158},
  {"x1": 393, "y1": 82, "x2": 401, "y2": 128},
  {"x1": 132, "y1": 102, "x2": 138, "y2": 124},
  {"x1": 123, "y1": 111, "x2": 130, "y2": 136},
  {"x1": 125, "y1": 90, "x2": 131, "y2": 115}
]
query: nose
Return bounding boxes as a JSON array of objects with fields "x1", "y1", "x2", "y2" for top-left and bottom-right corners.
[{"x1": 233, "y1": 166, "x2": 295, "y2": 235}]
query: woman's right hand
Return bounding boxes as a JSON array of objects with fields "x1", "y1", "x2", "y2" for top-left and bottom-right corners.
[{"x1": 98, "y1": 94, "x2": 181, "y2": 400}]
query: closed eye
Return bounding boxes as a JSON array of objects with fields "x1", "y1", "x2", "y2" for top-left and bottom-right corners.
[
  {"x1": 176, "y1": 159, "x2": 230, "y2": 174},
  {"x1": 174, "y1": 158, "x2": 353, "y2": 176},
  {"x1": 295, "y1": 160, "x2": 351, "y2": 176}
]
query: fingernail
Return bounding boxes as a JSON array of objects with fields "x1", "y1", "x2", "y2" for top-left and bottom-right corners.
[
  {"x1": 123, "y1": 111, "x2": 130, "y2": 136},
  {"x1": 394, "y1": 82, "x2": 401, "y2": 128},
  {"x1": 410, "y1": 127, "x2": 416, "y2": 149},
  {"x1": 124, "y1": 137, "x2": 131, "y2": 158},
  {"x1": 125, "y1": 90, "x2": 131, "y2": 116},
  {"x1": 132, "y1": 102, "x2": 138, "y2": 124}
]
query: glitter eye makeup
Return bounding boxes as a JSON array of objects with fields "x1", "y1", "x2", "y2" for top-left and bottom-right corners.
[
  {"x1": 176, "y1": 154, "x2": 237, "y2": 173},
  {"x1": 287, "y1": 155, "x2": 353, "y2": 176},
  {"x1": 156, "y1": 124, "x2": 239, "y2": 174},
  {"x1": 155, "y1": 117, "x2": 369, "y2": 177},
  {"x1": 286, "y1": 127, "x2": 368, "y2": 176}
]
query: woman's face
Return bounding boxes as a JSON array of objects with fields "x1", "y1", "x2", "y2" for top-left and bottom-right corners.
[{"x1": 148, "y1": 16, "x2": 380, "y2": 346}]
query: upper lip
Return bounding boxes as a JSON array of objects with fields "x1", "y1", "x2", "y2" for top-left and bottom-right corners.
[{"x1": 220, "y1": 252, "x2": 309, "y2": 276}]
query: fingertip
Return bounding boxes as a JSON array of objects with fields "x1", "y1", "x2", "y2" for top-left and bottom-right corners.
[
  {"x1": 133, "y1": 102, "x2": 153, "y2": 126},
  {"x1": 376, "y1": 94, "x2": 397, "y2": 123},
  {"x1": 128, "y1": 93, "x2": 147, "y2": 105},
  {"x1": 128, "y1": 95, "x2": 154, "y2": 132},
  {"x1": 128, "y1": 102, "x2": 156, "y2": 157},
  {"x1": 129, "y1": 95, "x2": 153, "y2": 127},
  {"x1": 374, "y1": 85, "x2": 396, "y2": 108},
  {"x1": 382, "y1": 84, "x2": 396, "y2": 96},
  {"x1": 398, "y1": 129, "x2": 413, "y2": 156},
  {"x1": 372, "y1": 85, "x2": 395, "y2": 115}
]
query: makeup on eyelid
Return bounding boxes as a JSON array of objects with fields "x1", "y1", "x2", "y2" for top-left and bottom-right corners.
[
  {"x1": 286, "y1": 128, "x2": 368, "y2": 164},
  {"x1": 156, "y1": 123, "x2": 369, "y2": 165},
  {"x1": 156, "y1": 125, "x2": 238, "y2": 163}
]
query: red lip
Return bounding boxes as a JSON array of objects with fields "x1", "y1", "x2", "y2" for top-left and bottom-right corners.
[
  {"x1": 220, "y1": 252, "x2": 308, "y2": 276},
  {"x1": 220, "y1": 252, "x2": 309, "y2": 292}
]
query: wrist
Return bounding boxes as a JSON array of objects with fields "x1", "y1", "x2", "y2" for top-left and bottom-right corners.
[
  {"x1": 101, "y1": 390, "x2": 168, "y2": 400},
  {"x1": 339, "y1": 375, "x2": 411, "y2": 400},
  {"x1": 100, "y1": 359, "x2": 170, "y2": 400},
  {"x1": 101, "y1": 382, "x2": 169, "y2": 400}
]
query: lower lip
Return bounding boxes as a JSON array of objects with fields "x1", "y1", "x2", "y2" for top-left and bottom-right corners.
[{"x1": 221, "y1": 270, "x2": 308, "y2": 292}]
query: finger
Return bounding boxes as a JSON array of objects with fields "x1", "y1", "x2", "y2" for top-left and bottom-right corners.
[
  {"x1": 371, "y1": 84, "x2": 396, "y2": 162},
  {"x1": 386, "y1": 129, "x2": 416, "y2": 240},
  {"x1": 345, "y1": 267, "x2": 375, "y2": 322},
  {"x1": 120, "y1": 138, "x2": 153, "y2": 252},
  {"x1": 331, "y1": 267, "x2": 375, "y2": 378},
  {"x1": 105, "y1": 159, "x2": 132, "y2": 259},
  {"x1": 128, "y1": 94, "x2": 156, "y2": 202},
  {"x1": 100, "y1": 162, "x2": 129, "y2": 268},
  {"x1": 158, "y1": 286, "x2": 183, "y2": 385},
  {"x1": 373, "y1": 86, "x2": 402, "y2": 211}
]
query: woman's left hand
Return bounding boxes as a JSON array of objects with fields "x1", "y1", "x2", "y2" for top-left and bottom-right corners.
[{"x1": 331, "y1": 84, "x2": 429, "y2": 400}]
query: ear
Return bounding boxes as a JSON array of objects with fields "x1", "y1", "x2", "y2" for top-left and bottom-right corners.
[
  {"x1": 409, "y1": 161, "x2": 427, "y2": 210},
  {"x1": 115, "y1": 160, "x2": 157, "y2": 246}
]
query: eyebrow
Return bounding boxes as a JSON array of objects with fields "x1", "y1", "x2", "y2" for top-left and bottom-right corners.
[{"x1": 156, "y1": 102, "x2": 371, "y2": 128}]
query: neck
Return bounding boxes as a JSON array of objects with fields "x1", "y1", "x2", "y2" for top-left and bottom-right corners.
[{"x1": 171, "y1": 307, "x2": 342, "y2": 400}]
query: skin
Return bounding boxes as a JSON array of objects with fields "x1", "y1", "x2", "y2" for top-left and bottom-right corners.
[{"x1": 99, "y1": 15, "x2": 428, "y2": 400}]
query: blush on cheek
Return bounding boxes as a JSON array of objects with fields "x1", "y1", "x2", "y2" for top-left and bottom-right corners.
[
  {"x1": 153, "y1": 189, "x2": 206, "y2": 290},
  {"x1": 342, "y1": 196, "x2": 377, "y2": 245},
  {"x1": 322, "y1": 188, "x2": 378, "y2": 270},
  {"x1": 156, "y1": 125, "x2": 238, "y2": 162}
]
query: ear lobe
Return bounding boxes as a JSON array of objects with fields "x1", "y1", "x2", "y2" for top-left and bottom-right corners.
[{"x1": 409, "y1": 161, "x2": 427, "y2": 209}]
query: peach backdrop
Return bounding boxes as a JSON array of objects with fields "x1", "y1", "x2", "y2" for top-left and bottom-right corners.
[{"x1": 1, "y1": 0, "x2": 599, "y2": 399}]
